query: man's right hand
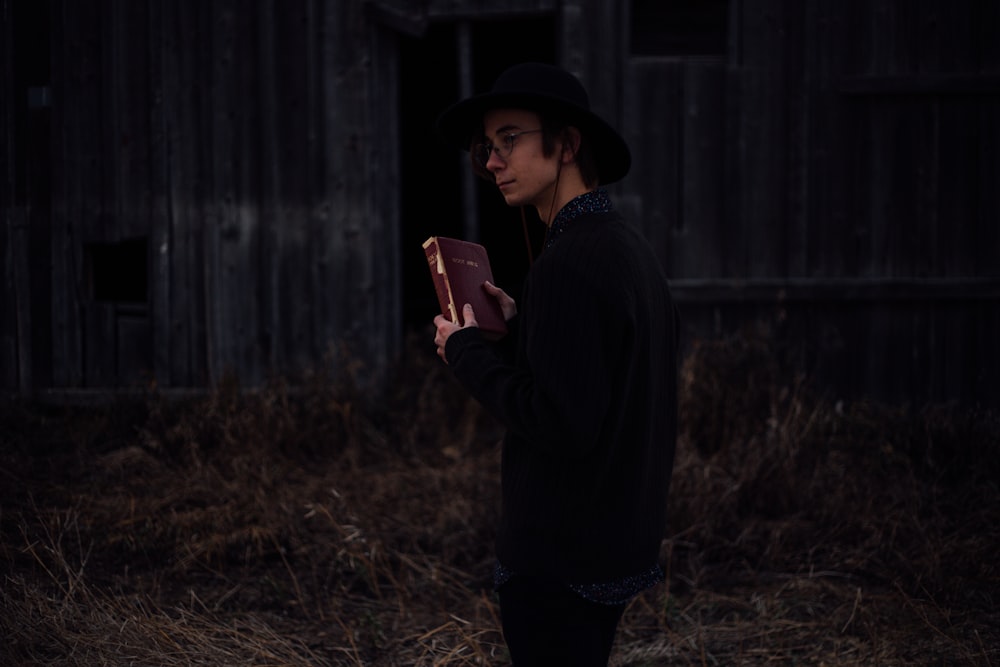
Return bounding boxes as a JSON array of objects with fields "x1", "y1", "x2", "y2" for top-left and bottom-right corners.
[{"x1": 484, "y1": 281, "x2": 517, "y2": 321}]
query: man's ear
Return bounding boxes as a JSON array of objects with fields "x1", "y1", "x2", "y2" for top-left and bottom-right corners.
[{"x1": 561, "y1": 127, "x2": 582, "y2": 164}]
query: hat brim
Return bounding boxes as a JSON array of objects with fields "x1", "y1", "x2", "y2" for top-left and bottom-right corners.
[{"x1": 436, "y1": 91, "x2": 631, "y2": 185}]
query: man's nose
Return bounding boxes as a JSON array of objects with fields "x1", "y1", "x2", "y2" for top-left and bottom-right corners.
[{"x1": 486, "y1": 149, "x2": 505, "y2": 171}]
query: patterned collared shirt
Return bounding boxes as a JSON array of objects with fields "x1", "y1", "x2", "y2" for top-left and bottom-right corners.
[{"x1": 544, "y1": 188, "x2": 614, "y2": 249}]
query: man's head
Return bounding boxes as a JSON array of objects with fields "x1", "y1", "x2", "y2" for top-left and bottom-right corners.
[
  {"x1": 436, "y1": 63, "x2": 630, "y2": 187},
  {"x1": 469, "y1": 110, "x2": 600, "y2": 190},
  {"x1": 471, "y1": 107, "x2": 581, "y2": 212}
]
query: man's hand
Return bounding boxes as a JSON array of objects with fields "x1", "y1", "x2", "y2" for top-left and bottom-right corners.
[
  {"x1": 434, "y1": 304, "x2": 478, "y2": 363},
  {"x1": 484, "y1": 281, "x2": 517, "y2": 321}
]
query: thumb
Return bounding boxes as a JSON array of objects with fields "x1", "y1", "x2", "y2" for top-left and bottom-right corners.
[{"x1": 462, "y1": 303, "x2": 478, "y2": 328}]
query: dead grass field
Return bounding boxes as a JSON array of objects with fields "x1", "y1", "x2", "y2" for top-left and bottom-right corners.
[{"x1": 2, "y1": 329, "x2": 997, "y2": 666}]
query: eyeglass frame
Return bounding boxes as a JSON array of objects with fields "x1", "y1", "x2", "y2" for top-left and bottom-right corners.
[{"x1": 472, "y1": 129, "x2": 543, "y2": 169}]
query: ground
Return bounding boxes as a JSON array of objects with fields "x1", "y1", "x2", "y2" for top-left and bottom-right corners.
[{"x1": 2, "y1": 334, "x2": 997, "y2": 665}]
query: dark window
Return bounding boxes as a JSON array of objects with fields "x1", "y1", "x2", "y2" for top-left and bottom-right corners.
[
  {"x1": 631, "y1": 0, "x2": 729, "y2": 57},
  {"x1": 86, "y1": 238, "x2": 149, "y2": 303}
]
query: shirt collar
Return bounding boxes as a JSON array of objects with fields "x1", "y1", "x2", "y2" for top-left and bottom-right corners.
[{"x1": 544, "y1": 189, "x2": 614, "y2": 249}]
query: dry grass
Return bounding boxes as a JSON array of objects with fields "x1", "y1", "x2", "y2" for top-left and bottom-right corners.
[{"x1": 1, "y1": 328, "x2": 997, "y2": 666}]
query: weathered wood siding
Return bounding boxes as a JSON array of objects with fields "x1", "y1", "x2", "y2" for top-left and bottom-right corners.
[
  {"x1": 620, "y1": 0, "x2": 1000, "y2": 405},
  {"x1": 2, "y1": 0, "x2": 997, "y2": 405},
  {"x1": 35, "y1": 0, "x2": 400, "y2": 390}
]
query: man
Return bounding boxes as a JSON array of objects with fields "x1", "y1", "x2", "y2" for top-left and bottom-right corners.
[{"x1": 432, "y1": 62, "x2": 678, "y2": 666}]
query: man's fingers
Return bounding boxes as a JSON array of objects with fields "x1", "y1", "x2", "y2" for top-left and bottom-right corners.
[
  {"x1": 462, "y1": 303, "x2": 478, "y2": 328},
  {"x1": 483, "y1": 281, "x2": 516, "y2": 320},
  {"x1": 431, "y1": 305, "x2": 480, "y2": 365}
]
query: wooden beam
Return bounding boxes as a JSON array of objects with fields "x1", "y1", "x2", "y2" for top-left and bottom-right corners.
[
  {"x1": 669, "y1": 277, "x2": 1000, "y2": 303},
  {"x1": 839, "y1": 74, "x2": 1000, "y2": 95}
]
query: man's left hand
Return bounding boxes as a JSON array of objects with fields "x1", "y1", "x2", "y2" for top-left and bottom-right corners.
[{"x1": 433, "y1": 303, "x2": 478, "y2": 363}]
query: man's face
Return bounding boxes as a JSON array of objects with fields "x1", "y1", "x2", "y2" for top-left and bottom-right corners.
[{"x1": 482, "y1": 108, "x2": 561, "y2": 210}]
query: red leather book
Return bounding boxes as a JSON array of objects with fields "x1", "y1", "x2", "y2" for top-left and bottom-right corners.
[{"x1": 422, "y1": 236, "x2": 508, "y2": 337}]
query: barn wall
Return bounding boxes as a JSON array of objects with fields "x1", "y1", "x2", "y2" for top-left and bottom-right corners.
[
  {"x1": 38, "y1": 0, "x2": 401, "y2": 390},
  {"x1": 2, "y1": 0, "x2": 997, "y2": 405},
  {"x1": 619, "y1": 0, "x2": 1000, "y2": 405}
]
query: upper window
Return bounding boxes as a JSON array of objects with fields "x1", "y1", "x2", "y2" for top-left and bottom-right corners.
[{"x1": 631, "y1": 0, "x2": 729, "y2": 57}]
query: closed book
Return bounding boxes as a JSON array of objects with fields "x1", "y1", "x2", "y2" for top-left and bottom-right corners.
[{"x1": 422, "y1": 236, "x2": 507, "y2": 336}]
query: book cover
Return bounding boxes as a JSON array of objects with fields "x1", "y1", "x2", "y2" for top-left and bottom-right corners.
[{"x1": 422, "y1": 236, "x2": 508, "y2": 336}]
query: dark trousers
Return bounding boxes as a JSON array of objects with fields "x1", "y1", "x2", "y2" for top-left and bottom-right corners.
[{"x1": 497, "y1": 576, "x2": 626, "y2": 666}]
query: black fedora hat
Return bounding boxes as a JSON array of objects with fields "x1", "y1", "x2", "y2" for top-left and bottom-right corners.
[{"x1": 436, "y1": 62, "x2": 631, "y2": 185}]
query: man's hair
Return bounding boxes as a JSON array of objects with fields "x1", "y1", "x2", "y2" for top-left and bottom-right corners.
[
  {"x1": 540, "y1": 116, "x2": 600, "y2": 188},
  {"x1": 469, "y1": 112, "x2": 600, "y2": 188}
]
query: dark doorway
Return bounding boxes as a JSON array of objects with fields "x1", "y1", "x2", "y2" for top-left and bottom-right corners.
[{"x1": 398, "y1": 16, "x2": 556, "y2": 332}]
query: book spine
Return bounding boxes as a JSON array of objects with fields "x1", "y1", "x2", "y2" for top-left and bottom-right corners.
[{"x1": 423, "y1": 238, "x2": 458, "y2": 324}]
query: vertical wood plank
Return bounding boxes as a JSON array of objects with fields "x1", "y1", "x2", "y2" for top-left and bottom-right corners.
[
  {"x1": 205, "y1": 0, "x2": 263, "y2": 384},
  {"x1": 84, "y1": 302, "x2": 116, "y2": 386},
  {"x1": 808, "y1": 0, "x2": 853, "y2": 278},
  {"x1": 622, "y1": 60, "x2": 682, "y2": 271},
  {"x1": 0, "y1": 4, "x2": 16, "y2": 389},
  {"x1": 783, "y1": 0, "x2": 808, "y2": 278},
  {"x1": 158, "y1": 0, "x2": 212, "y2": 386},
  {"x1": 368, "y1": 17, "x2": 403, "y2": 375},
  {"x1": 680, "y1": 60, "x2": 726, "y2": 278},
  {"x1": 737, "y1": 0, "x2": 789, "y2": 279},
  {"x1": 262, "y1": 0, "x2": 321, "y2": 375},
  {"x1": 51, "y1": 0, "x2": 105, "y2": 387},
  {"x1": 257, "y1": 0, "x2": 281, "y2": 373},
  {"x1": 560, "y1": 0, "x2": 624, "y2": 170},
  {"x1": 6, "y1": 210, "x2": 32, "y2": 390},
  {"x1": 320, "y1": 0, "x2": 368, "y2": 369},
  {"x1": 149, "y1": 0, "x2": 172, "y2": 386}
]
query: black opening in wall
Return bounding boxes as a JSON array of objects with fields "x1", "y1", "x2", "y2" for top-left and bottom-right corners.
[
  {"x1": 86, "y1": 237, "x2": 149, "y2": 304},
  {"x1": 398, "y1": 16, "x2": 555, "y2": 333}
]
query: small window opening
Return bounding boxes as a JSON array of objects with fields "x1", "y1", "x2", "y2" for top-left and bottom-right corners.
[
  {"x1": 631, "y1": 0, "x2": 729, "y2": 57},
  {"x1": 86, "y1": 237, "x2": 148, "y2": 303}
]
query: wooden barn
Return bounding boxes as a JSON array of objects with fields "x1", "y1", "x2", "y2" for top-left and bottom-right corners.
[{"x1": 2, "y1": 0, "x2": 998, "y2": 405}]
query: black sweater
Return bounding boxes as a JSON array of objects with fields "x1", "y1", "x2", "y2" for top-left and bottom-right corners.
[{"x1": 445, "y1": 209, "x2": 678, "y2": 584}]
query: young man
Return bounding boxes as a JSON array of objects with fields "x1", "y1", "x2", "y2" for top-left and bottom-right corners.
[{"x1": 432, "y1": 62, "x2": 678, "y2": 666}]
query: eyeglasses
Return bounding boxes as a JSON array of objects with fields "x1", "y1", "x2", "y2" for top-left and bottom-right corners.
[{"x1": 473, "y1": 129, "x2": 542, "y2": 169}]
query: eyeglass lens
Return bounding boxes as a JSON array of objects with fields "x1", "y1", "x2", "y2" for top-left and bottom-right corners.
[{"x1": 474, "y1": 132, "x2": 529, "y2": 168}]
